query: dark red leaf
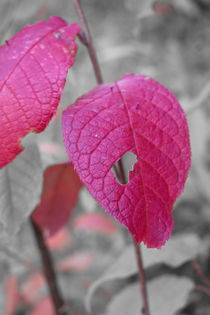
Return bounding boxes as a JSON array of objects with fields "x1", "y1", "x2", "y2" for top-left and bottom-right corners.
[
  {"x1": 32, "y1": 163, "x2": 82, "y2": 236},
  {"x1": 0, "y1": 16, "x2": 80, "y2": 167},
  {"x1": 62, "y1": 74, "x2": 191, "y2": 248}
]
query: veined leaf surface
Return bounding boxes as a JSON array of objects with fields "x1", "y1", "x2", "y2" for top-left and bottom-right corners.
[
  {"x1": 63, "y1": 74, "x2": 191, "y2": 248},
  {"x1": 0, "y1": 16, "x2": 80, "y2": 167}
]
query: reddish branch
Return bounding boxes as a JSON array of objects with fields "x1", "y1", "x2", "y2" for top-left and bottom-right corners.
[
  {"x1": 31, "y1": 218, "x2": 68, "y2": 315},
  {"x1": 73, "y1": 1, "x2": 151, "y2": 314},
  {"x1": 132, "y1": 239, "x2": 151, "y2": 315},
  {"x1": 192, "y1": 259, "x2": 210, "y2": 299},
  {"x1": 192, "y1": 260, "x2": 210, "y2": 288},
  {"x1": 73, "y1": 0, "x2": 103, "y2": 85},
  {"x1": 195, "y1": 285, "x2": 210, "y2": 297}
]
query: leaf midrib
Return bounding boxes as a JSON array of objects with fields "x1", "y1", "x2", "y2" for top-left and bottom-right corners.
[{"x1": 0, "y1": 22, "x2": 65, "y2": 92}]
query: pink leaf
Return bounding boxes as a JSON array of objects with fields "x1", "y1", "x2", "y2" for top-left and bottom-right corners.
[
  {"x1": 20, "y1": 272, "x2": 45, "y2": 304},
  {"x1": 57, "y1": 252, "x2": 93, "y2": 272},
  {"x1": 62, "y1": 74, "x2": 191, "y2": 248},
  {"x1": 46, "y1": 228, "x2": 72, "y2": 251},
  {"x1": 73, "y1": 213, "x2": 117, "y2": 235},
  {"x1": 30, "y1": 297, "x2": 54, "y2": 315},
  {"x1": 0, "y1": 16, "x2": 80, "y2": 168},
  {"x1": 4, "y1": 276, "x2": 19, "y2": 315},
  {"x1": 32, "y1": 163, "x2": 82, "y2": 237}
]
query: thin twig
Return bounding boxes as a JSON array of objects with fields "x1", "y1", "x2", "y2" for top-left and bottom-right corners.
[
  {"x1": 31, "y1": 218, "x2": 68, "y2": 315},
  {"x1": 192, "y1": 260, "x2": 210, "y2": 288},
  {"x1": 73, "y1": 2, "x2": 151, "y2": 314},
  {"x1": 73, "y1": 0, "x2": 103, "y2": 84},
  {"x1": 195, "y1": 285, "x2": 210, "y2": 297},
  {"x1": 132, "y1": 239, "x2": 151, "y2": 315}
]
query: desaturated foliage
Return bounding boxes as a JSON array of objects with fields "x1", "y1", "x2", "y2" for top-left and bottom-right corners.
[{"x1": 0, "y1": 0, "x2": 210, "y2": 314}]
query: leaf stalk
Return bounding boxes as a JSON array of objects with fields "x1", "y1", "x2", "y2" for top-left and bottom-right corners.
[
  {"x1": 31, "y1": 218, "x2": 68, "y2": 315},
  {"x1": 73, "y1": 0, "x2": 103, "y2": 85},
  {"x1": 132, "y1": 238, "x2": 151, "y2": 315}
]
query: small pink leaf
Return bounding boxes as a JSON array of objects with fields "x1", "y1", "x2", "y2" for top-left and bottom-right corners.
[
  {"x1": 62, "y1": 74, "x2": 191, "y2": 248},
  {"x1": 46, "y1": 228, "x2": 71, "y2": 251},
  {"x1": 73, "y1": 213, "x2": 117, "y2": 235},
  {"x1": 57, "y1": 252, "x2": 93, "y2": 272},
  {"x1": 32, "y1": 163, "x2": 82, "y2": 237},
  {"x1": 0, "y1": 16, "x2": 80, "y2": 168},
  {"x1": 30, "y1": 297, "x2": 54, "y2": 315}
]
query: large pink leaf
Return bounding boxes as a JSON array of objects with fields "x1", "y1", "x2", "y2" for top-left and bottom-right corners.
[
  {"x1": 62, "y1": 74, "x2": 191, "y2": 248},
  {"x1": 0, "y1": 16, "x2": 80, "y2": 168}
]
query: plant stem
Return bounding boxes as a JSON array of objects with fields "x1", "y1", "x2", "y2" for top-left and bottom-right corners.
[
  {"x1": 73, "y1": 0, "x2": 128, "y2": 181},
  {"x1": 192, "y1": 260, "x2": 210, "y2": 288},
  {"x1": 195, "y1": 285, "x2": 210, "y2": 297},
  {"x1": 73, "y1": 0, "x2": 103, "y2": 84},
  {"x1": 132, "y1": 238, "x2": 151, "y2": 315},
  {"x1": 31, "y1": 218, "x2": 68, "y2": 315},
  {"x1": 118, "y1": 159, "x2": 127, "y2": 184},
  {"x1": 73, "y1": 2, "x2": 151, "y2": 314}
]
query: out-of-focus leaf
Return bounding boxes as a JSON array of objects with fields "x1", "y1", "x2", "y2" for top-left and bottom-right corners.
[
  {"x1": 46, "y1": 228, "x2": 71, "y2": 251},
  {"x1": 105, "y1": 275, "x2": 193, "y2": 315},
  {"x1": 79, "y1": 187, "x2": 98, "y2": 212},
  {"x1": 173, "y1": 0, "x2": 199, "y2": 16},
  {"x1": 57, "y1": 252, "x2": 94, "y2": 272},
  {"x1": 0, "y1": 144, "x2": 43, "y2": 238},
  {"x1": 38, "y1": 141, "x2": 68, "y2": 169},
  {"x1": 30, "y1": 297, "x2": 54, "y2": 315},
  {"x1": 4, "y1": 275, "x2": 19, "y2": 315},
  {"x1": 4, "y1": 221, "x2": 39, "y2": 272},
  {"x1": 0, "y1": 286, "x2": 5, "y2": 315},
  {"x1": 189, "y1": 109, "x2": 208, "y2": 162},
  {"x1": 15, "y1": 0, "x2": 45, "y2": 20},
  {"x1": 86, "y1": 233, "x2": 203, "y2": 310},
  {"x1": 73, "y1": 213, "x2": 117, "y2": 235},
  {"x1": 20, "y1": 272, "x2": 45, "y2": 304},
  {"x1": 153, "y1": 2, "x2": 174, "y2": 16},
  {"x1": 32, "y1": 163, "x2": 82, "y2": 237},
  {"x1": 188, "y1": 109, "x2": 210, "y2": 201}
]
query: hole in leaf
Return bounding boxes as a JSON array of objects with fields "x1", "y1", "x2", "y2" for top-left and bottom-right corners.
[{"x1": 111, "y1": 152, "x2": 137, "y2": 185}]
